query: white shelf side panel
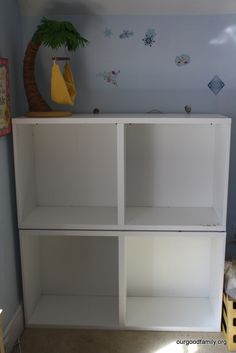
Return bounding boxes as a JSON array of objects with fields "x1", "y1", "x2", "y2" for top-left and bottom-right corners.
[
  {"x1": 13, "y1": 125, "x2": 37, "y2": 224},
  {"x1": 126, "y1": 297, "x2": 217, "y2": 331},
  {"x1": 213, "y1": 123, "x2": 231, "y2": 225},
  {"x1": 20, "y1": 232, "x2": 41, "y2": 322},
  {"x1": 209, "y1": 234, "x2": 226, "y2": 326},
  {"x1": 28, "y1": 295, "x2": 119, "y2": 328}
]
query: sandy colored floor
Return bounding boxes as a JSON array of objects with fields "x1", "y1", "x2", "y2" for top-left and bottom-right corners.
[{"x1": 12, "y1": 329, "x2": 230, "y2": 353}]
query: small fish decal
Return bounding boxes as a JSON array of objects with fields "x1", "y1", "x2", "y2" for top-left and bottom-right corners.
[
  {"x1": 119, "y1": 30, "x2": 134, "y2": 39},
  {"x1": 104, "y1": 28, "x2": 113, "y2": 38},
  {"x1": 97, "y1": 70, "x2": 120, "y2": 86},
  {"x1": 175, "y1": 54, "x2": 190, "y2": 66}
]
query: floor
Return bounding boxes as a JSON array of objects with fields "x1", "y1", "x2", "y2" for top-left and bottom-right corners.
[{"x1": 12, "y1": 329, "x2": 230, "y2": 353}]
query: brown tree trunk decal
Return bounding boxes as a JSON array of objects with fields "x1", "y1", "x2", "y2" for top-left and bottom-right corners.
[{"x1": 23, "y1": 40, "x2": 51, "y2": 112}]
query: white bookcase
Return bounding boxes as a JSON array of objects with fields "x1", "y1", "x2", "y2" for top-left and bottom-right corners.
[{"x1": 12, "y1": 114, "x2": 231, "y2": 331}]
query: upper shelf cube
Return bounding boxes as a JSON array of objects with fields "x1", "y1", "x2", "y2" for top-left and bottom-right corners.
[
  {"x1": 13, "y1": 120, "x2": 118, "y2": 229},
  {"x1": 125, "y1": 119, "x2": 231, "y2": 230},
  {"x1": 12, "y1": 114, "x2": 231, "y2": 231}
]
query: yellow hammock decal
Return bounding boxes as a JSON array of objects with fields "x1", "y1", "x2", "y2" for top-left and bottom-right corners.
[{"x1": 51, "y1": 62, "x2": 77, "y2": 105}]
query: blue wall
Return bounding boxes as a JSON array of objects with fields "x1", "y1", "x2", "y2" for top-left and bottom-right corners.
[
  {"x1": 22, "y1": 15, "x2": 236, "y2": 114},
  {"x1": 21, "y1": 14, "x2": 236, "y2": 257},
  {"x1": 0, "y1": 0, "x2": 22, "y2": 329}
]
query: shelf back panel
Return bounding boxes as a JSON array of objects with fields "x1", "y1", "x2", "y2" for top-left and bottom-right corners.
[
  {"x1": 126, "y1": 235, "x2": 213, "y2": 297},
  {"x1": 126, "y1": 124, "x2": 215, "y2": 208},
  {"x1": 40, "y1": 236, "x2": 118, "y2": 296},
  {"x1": 34, "y1": 124, "x2": 117, "y2": 207}
]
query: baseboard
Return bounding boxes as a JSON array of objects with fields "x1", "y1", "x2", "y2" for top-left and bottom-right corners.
[{"x1": 3, "y1": 305, "x2": 24, "y2": 353}]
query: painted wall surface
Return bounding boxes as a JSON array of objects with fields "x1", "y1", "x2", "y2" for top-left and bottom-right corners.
[
  {"x1": 17, "y1": 0, "x2": 236, "y2": 16},
  {"x1": 0, "y1": 0, "x2": 22, "y2": 329},
  {"x1": 21, "y1": 15, "x2": 236, "y2": 115},
  {"x1": 20, "y1": 14, "x2": 236, "y2": 257}
]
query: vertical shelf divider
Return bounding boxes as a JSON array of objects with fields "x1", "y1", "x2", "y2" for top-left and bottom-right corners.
[
  {"x1": 119, "y1": 235, "x2": 127, "y2": 326},
  {"x1": 117, "y1": 123, "x2": 126, "y2": 326},
  {"x1": 117, "y1": 123, "x2": 125, "y2": 225}
]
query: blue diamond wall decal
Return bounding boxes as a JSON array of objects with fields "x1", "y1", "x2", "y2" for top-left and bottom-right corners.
[{"x1": 208, "y1": 75, "x2": 225, "y2": 95}]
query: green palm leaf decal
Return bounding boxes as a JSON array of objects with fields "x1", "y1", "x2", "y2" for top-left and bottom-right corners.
[{"x1": 32, "y1": 17, "x2": 88, "y2": 50}]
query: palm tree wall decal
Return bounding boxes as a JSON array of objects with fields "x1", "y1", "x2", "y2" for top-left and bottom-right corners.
[{"x1": 23, "y1": 17, "x2": 88, "y2": 115}]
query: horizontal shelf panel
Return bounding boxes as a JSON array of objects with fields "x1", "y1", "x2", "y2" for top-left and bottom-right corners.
[
  {"x1": 21, "y1": 206, "x2": 117, "y2": 229},
  {"x1": 125, "y1": 207, "x2": 221, "y2": 229},
  {"x1": 20, "y1": 206, "x2": 224, "y2": 231},
  {"x1": 126, "y1": 297, "x2": 218, "y2": 331},
  {"x1": 28, "y1": 295, "x2": 118, "y2": 328},
  {"x1": 13, "y1": 114, "x2": 231, "y2": 125}
]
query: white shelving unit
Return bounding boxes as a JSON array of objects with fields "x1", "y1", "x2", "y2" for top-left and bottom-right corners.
[{"x1": 13, "y1": 114, "x2": 231, "y2": 331}]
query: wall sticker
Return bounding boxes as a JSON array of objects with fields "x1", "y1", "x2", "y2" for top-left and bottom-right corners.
[
  {"x1": 142, "y1": 29, "x2": 157, "y2": 47},
  {"x1": 208, "y1": 75, "x2": 225, "y2": 95},
  {"x1": 175, "y1": 54, "x2": 190, "y2": 66},
  {"x1": 104, "y1": 28, "x2": 113, "y2": 38},
  {"x1": 119, "y1": 30, "x2": 134, "y2": 39},
  {"x1": 97, "y1": 70, "x2": 120, "y2": 86}
]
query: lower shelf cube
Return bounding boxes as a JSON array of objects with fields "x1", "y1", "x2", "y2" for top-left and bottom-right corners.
[
  {"x1": 124, "y1": 233, "x2": 226, "y2": 331},
  {"x1": 20, "y1": 231, "x2": 119, "y2": 328}
]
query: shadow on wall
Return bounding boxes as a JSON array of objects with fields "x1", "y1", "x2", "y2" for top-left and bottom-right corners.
[{"x1": 42, "y1": 1, "x2": 104, "y2": 16}]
